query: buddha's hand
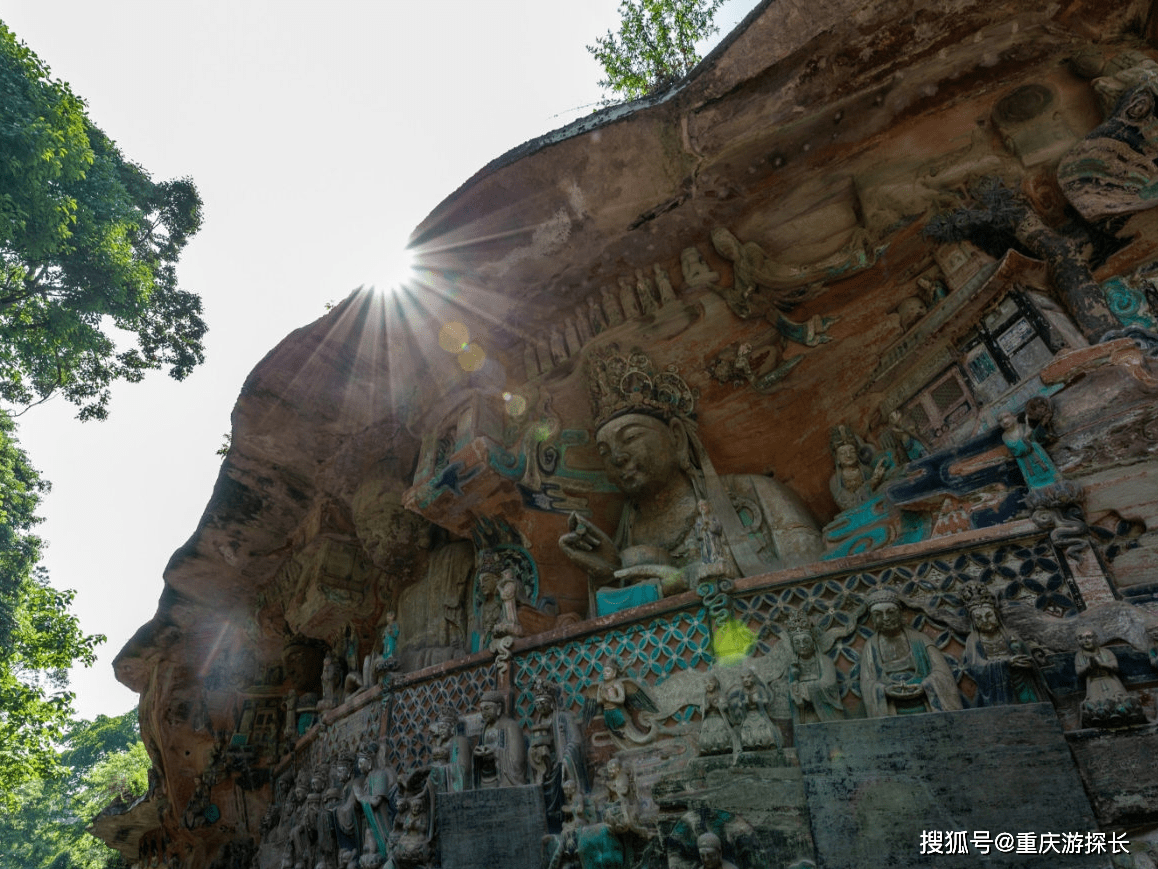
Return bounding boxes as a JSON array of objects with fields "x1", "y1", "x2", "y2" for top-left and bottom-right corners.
[
  {"x1": 613, "y1": 563, "x2": 686, "y2": 596},
  {"x1": 559, "y1": 512, "x2": 620, "y2": 582},
  {"x1": 884, "y1": 681, "x2": 923, "y2": 699}
]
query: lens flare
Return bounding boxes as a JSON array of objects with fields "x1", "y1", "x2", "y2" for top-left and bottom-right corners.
[
  {"x1": 458, "y1": 342, "x2": 486, "y2": 372},
  {"x1": 439, "y1": 322, "x2": 470, "y2": 353}
]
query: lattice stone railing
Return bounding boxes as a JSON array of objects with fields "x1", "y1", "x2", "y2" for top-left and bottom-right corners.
[{"x1": 334, "y1": 523, "x2": 1086, "y2": 772}]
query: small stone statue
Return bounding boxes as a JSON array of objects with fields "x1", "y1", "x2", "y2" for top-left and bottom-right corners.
[
  {"x1": 681, "y1": 246, "x2": 719, "y2": 288},
  {"x1": 897, "y1": 296, "x2": 928, "y2": 331},
  {"x1": 317, "y1": 653, "x2": 341, "y2": 713},
  {"x1": 654, "y1": 264, "x2": 677, "y2": 303},
  {"x1": 785, "y1": 614, "x2": 845, "y2": 724},
  {"x1": 387, "y1": 770, "x2": 435, "y2": 869},
  {"x1": 492, "y1": 569, "x2": 524, "y2": 639},
  {"x1": 530, "y1": 678, "x2": 587, "y2": 830},
  {"x1": 860, "y1": 587, "x2": 962, "y2": 717},
  {"x1": 370, "y1": 612, "x2": 401, "y2": 684},
  {"x1": 590, "y1": 659, "x2": 658, "y2": 745},
  {"x1": 353, "y1": 742, "x2": 396, "y2": 859},
  {"x1": 697, "y1": 673, "x2": 737, "y2": 755},
  {"x1": 999, "y1": 409, "x2": 1061, "y2": 489},
  {"x1": 882, "y1": 408, "x2": 927, "y2": 462},
  {"x1": 830, "y1": 425, "x2": 889, "y2": 511},
  {"x1": 599, "y1": 286, "x2": 625, "y2": 327},
  {"x1": 1076, "y1": 628, "x2": 1148, "y2": 728},
  {"x1": 728, "y1": 666, "x2": 782, "y2": 750},
  {"x1": 471, "y1": 690, "x2": 527, "y2": 788},
  {"x1": 428, "y1": 704, "x2": 471, "y2": 793},
  {"x1": 634, "y1": 269, "x2": 658, "y2": 314},
  {"x1": 696, "y1": 832, "x2": 739, "y2": 869},
  {"x1": 601, "y1": 757, "x2": 650, "y2": 839},
  {"x1": 694, "y1": 500, "x2": 726, "y2": 568},
  {"x1": 960, "y1": 582, "x2": 1042, "y2": 707}
]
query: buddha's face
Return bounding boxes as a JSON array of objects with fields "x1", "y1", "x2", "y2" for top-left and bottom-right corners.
[
  {"x1": 697, "y1": 835, "x2": 723, "y2": 868},
  {"x1": 596, "y1": 414, "x2": 681, "y2": 498},
  {"x1": 533, "y1": 693, "x2": 555, "y2": 716},
  {"x1": 870, "y1": 602, "x2": 902, "y2": 635},
  {"x1": 479, "y1": 700, "x2": 500, "y2": 724},
  {"x1": 835, "y1": 443, "x2": 859, "y2": 468},
  {"x1": 1078, "y1": 629, "x2": 1096, "y2": 651},
  {"x1": 791, "y1": 631, "x2": 815, "y2": 658},
  {"x1": 972, "y1": 604, "x2": 999, "y2": 634}
]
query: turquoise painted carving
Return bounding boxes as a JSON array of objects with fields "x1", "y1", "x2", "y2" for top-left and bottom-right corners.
[
  {"x1": 822, "y1": 492, "x2": 929, "y2": 559},
  {"x1": 1101, "y1": 275, "x2": 1157, "y2": 330}
]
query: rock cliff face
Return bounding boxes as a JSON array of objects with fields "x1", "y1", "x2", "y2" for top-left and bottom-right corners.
[{"x1": 103, "y1": 0, "x2": 1158, "y2": 866}]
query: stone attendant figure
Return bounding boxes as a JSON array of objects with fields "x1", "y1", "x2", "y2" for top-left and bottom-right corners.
[
  {"x1": 471, "y1": 690, "x2": 526, "y2": 788},
  {"x1": 529, "y1": 678, "x2": 587, "y2": 830},
  {"x1": 591, "y1": 659, "x2": 658, "y2": 745},
  {"x1": 829, "y1": 425, "x2": 888, "y2": 512},
  {"x1": 352, "y1": 742, "x2": 396, "y2": 860},
  {"x1": 785, "y1": 615, "x2": 845, "y2": 723},
  {"x1": 860, "y1": 588, "x2": 962, "y2": 717},
  {"x1": 331, "y1": 752, "x2": 361, "y2": 861},
  {"x1": 1075, "y1": 628, "x2": 1147, "y2": 728},
  {"x1": 696, "y1": 832, "x2": 739, "y2": 869},
  {"x1": 317, "y1": 653, "x2": 341, "y2": 713},
  {"x1": 427, "y1": 704, "x2": 471, "y2": 794},
  {"x1": 999, "y1": 410, "x2": 1060, "y2": 490},
  {"x1": 728, "y1": 666, "x2": 782, "y2": 750},
  {"x1": 697, "y1": 673, "x2": 737, "y2": 755},
  {"x1": 493, "y1": 569, "x2": 524, "y2": 639},
  {"x1": 960, "y1": 582, "x2": 1042, "y2": 707},
  {"x1": 373, "y1": 612, "x2": 400, "y2": 681},
  {"x1": 560, "y1": 348, "x2": 821, "y2": 617}
]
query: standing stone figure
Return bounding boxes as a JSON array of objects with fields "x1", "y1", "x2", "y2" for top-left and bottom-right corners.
[
  {"x1": 352, "y1": 741, "x2": 396, "y2": 860},
  {"x1": 960, "y1": 582, "x2": 1042, "y2": 707},
  {"x1": 471, "y1": 690, "x2": 526, "y2": 788},
  {"x1": 785, "y1": 613, "x2": 845, "y2": 724},
  {"x1": 999, "y1": 410, "x2": 1061, "y2": 489},
  {"x1": 427, "y1": 704, "x2": 471, "y2": 794},
  {"x1": 859, "y1": 587, "x2": 962, "y2": 717},
  {"x1": 529, "y1": 678, "x2": 587, "y2": 830}
]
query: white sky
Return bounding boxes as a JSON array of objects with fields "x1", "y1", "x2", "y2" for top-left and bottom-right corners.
[{"x1": 2, "y1": 0, "x2": 757, "y2": 721}]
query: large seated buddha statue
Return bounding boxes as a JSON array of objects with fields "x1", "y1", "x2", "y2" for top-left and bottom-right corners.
[{"x1": 560, "y1": 348, "x2": 822, "y2": 616}]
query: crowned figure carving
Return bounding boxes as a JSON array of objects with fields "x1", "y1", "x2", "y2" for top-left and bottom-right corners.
[{"x1": 559, "y1": 346, "x2": 822, "y2": 617}]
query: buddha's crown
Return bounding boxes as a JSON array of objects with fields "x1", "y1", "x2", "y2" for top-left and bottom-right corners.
[{"x1": 587, "y1": 345, "x2": 696, "y2": 429}]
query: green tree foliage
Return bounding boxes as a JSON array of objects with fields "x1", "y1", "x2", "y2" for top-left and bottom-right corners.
[
  {"x1": 587, "y1": 0, "x2": 724, "y2": 102},
  {"x1": 0, "y1": 412, "x2": 103, "y2": 797},
  {"x1": 0, "y1": 710, "x2": 146, "y2": 869},
  {"x1": 0, "y1": 21, "x2": 206, "y2": 421}
]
